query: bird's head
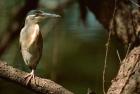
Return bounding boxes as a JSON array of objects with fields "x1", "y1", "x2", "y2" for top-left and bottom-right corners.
[{"x1": 25, "y1": 10, "x2": 60, "y2": 24}]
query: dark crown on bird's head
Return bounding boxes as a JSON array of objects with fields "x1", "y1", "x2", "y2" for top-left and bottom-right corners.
[
  {"x1": 27, "y1": 10, "x2": 44, "y2": 17},
  {"x1": 27, "y1": 10, "x2": 61, "y2": 18}
]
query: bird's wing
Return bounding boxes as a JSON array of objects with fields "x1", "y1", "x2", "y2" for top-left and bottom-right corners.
[{"x1": 28, "y1": 31, "x2": 43, "y2": 69}]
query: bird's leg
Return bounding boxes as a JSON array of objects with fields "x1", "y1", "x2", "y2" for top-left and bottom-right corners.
[{"x1": 24, "y1": 69, "x2": 35, "y2": 85}]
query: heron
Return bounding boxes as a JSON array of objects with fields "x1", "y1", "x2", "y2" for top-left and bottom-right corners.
[{"x1": 19, "y1": 10, "x2": 60, "y2": 85}]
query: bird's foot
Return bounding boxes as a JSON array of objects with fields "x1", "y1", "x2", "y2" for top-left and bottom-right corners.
[{"x1": 24, "y1": 70, "x2": 35, "y2": 85}]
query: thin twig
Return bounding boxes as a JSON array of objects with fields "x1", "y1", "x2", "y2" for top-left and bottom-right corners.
[
  {"x1": 103, "y1": 31, "x2": 111, "y2": 94},
  {"x1": 102, "y1": 0, "x2": 117, "y2": 94},
  {"x1": 125, "y1": 43, "x2": 131, "y2": 59},
  {"x1": 116, "y1": 49, "x2": 122, "y2": 63},
  {"x1": 129, "y1": 0, "x2": 140, "y2": 7}
]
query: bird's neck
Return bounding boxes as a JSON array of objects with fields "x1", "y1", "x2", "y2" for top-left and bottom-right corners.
[
  {"x1": 25, "y1": 20, "x2": 38, "y2": 26},
  {"x1": 24, "y1": 22, "x2": 39, "y2": 33}
]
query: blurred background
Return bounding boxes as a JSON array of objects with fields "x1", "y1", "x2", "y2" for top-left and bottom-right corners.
[{"x1": 0, "y1": 0, "x2": 123, "y2": 94}]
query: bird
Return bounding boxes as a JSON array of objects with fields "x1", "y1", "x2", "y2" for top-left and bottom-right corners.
[{"x1": 19, "y1": 10, "x2": 60, "y2": 85}]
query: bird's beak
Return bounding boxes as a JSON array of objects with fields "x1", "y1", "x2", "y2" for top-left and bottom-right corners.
[{"x1": 42, "y1": 13, "x2": 61, "y2": 18}]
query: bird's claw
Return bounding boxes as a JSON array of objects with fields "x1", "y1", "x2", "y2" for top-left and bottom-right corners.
[{"x1": 24, "y1": 70, "x2": 35, "y2": 85}]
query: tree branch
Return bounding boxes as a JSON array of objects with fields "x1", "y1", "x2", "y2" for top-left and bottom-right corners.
[
  {"x1": 0, "y1": 60, "x2": 74, "y2": 94},
  {"x1": 107, "y1": 46, "x2": 140, "y2": 94}
]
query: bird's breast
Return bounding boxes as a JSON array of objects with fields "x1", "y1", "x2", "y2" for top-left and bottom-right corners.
[
  {"x1": 30, "y1": 25, "x2": 39, "y2": 45},
  {"x1": 20, "y1": 24, "x2": 40, "y2": 49}
]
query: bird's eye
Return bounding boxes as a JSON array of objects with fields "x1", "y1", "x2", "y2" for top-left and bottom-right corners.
[
  {"x1": 35, "y1": 13, "x2": 40, "y2": 17},
  {"x1": 35, "y1": 11, "x2": 44, "y2": 17}
]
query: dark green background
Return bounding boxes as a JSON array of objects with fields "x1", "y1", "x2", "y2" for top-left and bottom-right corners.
[{"x1": 0, "y1": 0, "x2": 122, "y2": 94}]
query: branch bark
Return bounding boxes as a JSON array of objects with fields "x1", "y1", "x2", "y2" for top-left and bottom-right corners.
[
  {"x1": 0, "y1": 60, "x2": 74, "y2": 94},
  {"x1": 107, "y1": 46, "x2": 140, "y2": 94}
]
